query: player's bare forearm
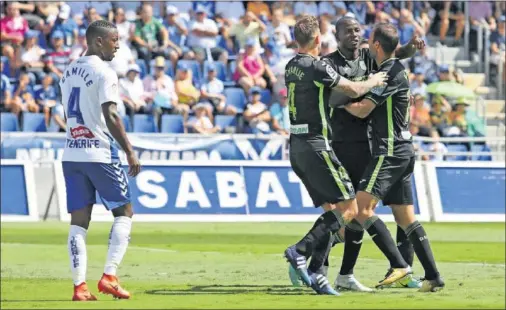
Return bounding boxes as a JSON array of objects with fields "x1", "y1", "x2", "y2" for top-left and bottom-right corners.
[
  {"x1": 102, "y1": 102, "x2": 134, "y2": 155},
  {"x1": 332, "y1": 77, "x2": 378, "y2": 98},
  {"x1": 344, "y1": 100, "x2": 374, "y2": 119}
]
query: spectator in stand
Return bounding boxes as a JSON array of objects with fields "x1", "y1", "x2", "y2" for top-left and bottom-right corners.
[
  {"x1": 438, "y1": 64, "x2": 452, "y2": 82},
  {"x1": 263, "y1": 8, "x2": 293, "y2": 52},
  {"x1": 48, "y1": 102, "x2": 66, "y2": 132},
  {"x1": 247, "y1": 1, "x2": 271, "y2": 20},
  {"x1": 143, "y1": 56, "x2": 178, "y2": 122},
  {"x1": 229, "y1": 11, "x2": 266, "y2": 50},
  {"x1": 112, "y1": 7, "x2": 133, "y2": 48},
  {"x1": 318, "y1": 1, "x2": 342, "y2": 22},
  {"x1": 410, "y1": 67, "x2": 427, "y2": 97},
  {"x1": 200, "y1": 63, "x2": 237, "y2": 116},
  {"x1": 187, "y1": 5, "x2": 228, "y2": 64},
  {"x1": 430, "y1": 95, "x2": 452, "y2": 137},
  {"x1": 469, "y1": 1, "x2": 493, "y2": 29},
  {"x1": 410, "y1": 93, "x2": 432, "y2": 137},
  {"x1": 347, "y1": 1, "x2": 368, "y2": 25},
  {"x1": 88, "y1": 1, "x2": 113, "y2": 19},
  {"x1": 69, "y1": 28, "x2": 87, "y2": 62},
  {"x1": 49, "y1": 3, "x2": 78, "y2": 48},
  {"x1": 270, "y1": 88, "x2": 289, "y2": 135},
  {"x1": 434, "y1": 1, "x2": 465, "y2": 46},
  {"x1": 192, "y1": 1, "x2": 216, "y2": 19},
  {"x1": 293, "y1": 1, "x2": 318, "y2": 18},
  {"x1": 262, "y1": 41, "x2": 288, "y2": 93},
  {"x1": 448, "y1": 97, "x2": 470, "y2": 136},
  {"x1": 174, "y1": 62, "x2": 210, "y2": 119},
  {"x1": 165, "y1": 1, "x2": 192, "y2": 20},
  {"x1": 244, "y1": 87, "x2": 271, "y2": 134},
  {"x1": 319, "y1": 15, "x2": 337, "y2": 53},
  {"x1": 82, "y1": 6, "x2": 102, "y2": 29},
  {"x1": 33, "y1": 74, "x2": 57, "y2": 123},
  {"x1": 490, "y1": 16, "x2": 506, "y2": 76},
  {"x1": 271, "y1": 2, "x2": 296, "y2": 26},
  {"x1": 215, "y1": 1, "x2": 245, "y2": 24},
  {"x1": 20, "y1": 30, "x2": 46, "y2": 84},
  {"x1": 190, "y1": 102, "x2": 221, "y2": 134},
  {"x1": 234, "y1": 38, "x2": 267, "y2": 93},
  {"x1": 0, "y1": 61, "x2": 13, "y2": 112},
  {"x1": 398, "y1": 9, "x2": 425, "y2": 45},
  {"x1": 12, "y1": 73, "x2": 38, "y2": 114},
  {"x1": 120, "y1": 64, "x2": 149, "y2": 116},
  {"x1": 44, "y1": 30, "x2": 71, "y2": 83},
  {"x1": 163, "y1": 5, "x2": 188, "y2": 53},
  {"x1": 0, "y1": 2, "x2": 29, "y2": 74},
  {"x1": 132, "y1": 3, "x2": 174, "y2": 74},
  {"x1": 409, "y1": 47, "x2": 438, "y2": 84}
]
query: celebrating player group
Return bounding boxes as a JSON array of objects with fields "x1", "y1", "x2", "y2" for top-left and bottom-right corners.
[
  {"x1": 283, "y1": 15, "x2": 444, "y2": 296},
  {"x1": 59, "y1": 14, "x2": 444, "y2": 302}
]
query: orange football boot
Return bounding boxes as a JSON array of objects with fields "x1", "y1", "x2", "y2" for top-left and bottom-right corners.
[
  {"x1": 98, "y1": 274, "x2": 131, "y2": 299},
  {"x1": 72, "y1": 282, "x2": 97, "y2": 301}
]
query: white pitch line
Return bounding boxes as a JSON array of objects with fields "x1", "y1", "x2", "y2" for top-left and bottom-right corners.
[{"x1": 3, "y1": 243, "x2": 505, "y2": 268}]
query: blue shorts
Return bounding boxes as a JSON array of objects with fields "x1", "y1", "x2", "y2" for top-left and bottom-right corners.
[{"x1": 62, "y1": 162, "x2": 131, "y2": 213}]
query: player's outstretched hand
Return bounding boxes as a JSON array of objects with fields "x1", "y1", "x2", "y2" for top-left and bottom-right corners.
[
  {"x1": 126, "y1": 152, "x2": 141, "y2": 177},
  {"x1": 369, "y1": 72, "x2": 388, "y2": 87},
  {"x1": 409, "y1": 35, "x2": 425, "y2": 50}
]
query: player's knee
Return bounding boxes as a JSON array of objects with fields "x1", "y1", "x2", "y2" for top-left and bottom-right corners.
[{"x1": 112, "y1": 203, "x2": 134, "y2": 218}]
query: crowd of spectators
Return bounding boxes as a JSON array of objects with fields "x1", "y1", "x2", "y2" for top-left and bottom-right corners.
[{"x1": 0, "y1": 1, "x2": 504, "y2": 137}]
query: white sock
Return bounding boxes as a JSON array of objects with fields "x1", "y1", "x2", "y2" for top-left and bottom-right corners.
[
  {"x1": 104, "y1": 216, "x2": 132, "y2": 276},
  {"x1": 68, "y1": 225, "x2": 87, "y2": 286}
]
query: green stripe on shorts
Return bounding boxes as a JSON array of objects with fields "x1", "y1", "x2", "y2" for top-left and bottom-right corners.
[
  {"x1": 322, "y1": 151, "x2": 350, "y2": 200},
  {"x1": 366, "y1": 155, "x2": 385, "y2": 193}
]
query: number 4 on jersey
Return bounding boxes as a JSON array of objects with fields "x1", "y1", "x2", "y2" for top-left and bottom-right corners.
[{"x1": 67, "y1": 87, "x2": 84, "y2": 124}]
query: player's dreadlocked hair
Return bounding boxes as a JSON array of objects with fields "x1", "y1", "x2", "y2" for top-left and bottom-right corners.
[
  {"x1": 85, "y1": 20, "x2": 117, "y2": 44},
  {"x1": 294, "y1": 15, "x2": 319, "y2": 49}
]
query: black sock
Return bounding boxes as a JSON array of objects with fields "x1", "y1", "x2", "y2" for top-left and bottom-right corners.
[
  {"x1": 396, "y1": 225, "x2": 414, "y2": 266},
  {"x1": 364, "y1": 216, "x2": 408, "y2": 268},
  {"x1": 295, "y1": 210, "x2": 343, "y2": 257},
  {"x1": 308, "y1": 232, "x2": 334, "y2": 274},
  {"x1": 406, "y1": 221, "x2": 440, "y2": 280},
  {"x1": 339, "y1": 219, "x2": 364, "y2": 275}
]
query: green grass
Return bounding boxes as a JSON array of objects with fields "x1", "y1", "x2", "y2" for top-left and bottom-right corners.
[{"x1": 1, "y1": 222, "x2": 505, "y2": 309}]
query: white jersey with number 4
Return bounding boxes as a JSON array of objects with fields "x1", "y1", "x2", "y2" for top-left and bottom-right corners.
[{"x1": 59, "y1": 55, "x2": 122, "y2": 163}]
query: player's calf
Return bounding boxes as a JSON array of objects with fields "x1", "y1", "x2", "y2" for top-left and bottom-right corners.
[{"x1": 391, "y1": 204, "x2": 443, "y2": 291}]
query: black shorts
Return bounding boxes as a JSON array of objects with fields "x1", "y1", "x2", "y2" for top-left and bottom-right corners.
[
  {"x1": 357, "y1": 156, "x2": 415, "y2": 206},
  {"x1": 333, "y1": 141, "x2": 372, "y2": 190},
  {"x1": 290, "y1": 143, "x2": 355, "y2": 207}
]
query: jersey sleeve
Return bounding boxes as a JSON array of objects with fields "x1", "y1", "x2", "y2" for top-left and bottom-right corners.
[
  {"x1": 98, "y1": 69, "x2": 122, "y2": 106},
  {"x1": 314, "y1": 58, "x2": 340, "y2": 88},
  {"x1": 363, "y1": 70, "x2": 402, "y2": 106}
]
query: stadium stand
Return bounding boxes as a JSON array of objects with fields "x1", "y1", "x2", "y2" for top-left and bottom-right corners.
[{"x1": 0, "y1": 1, "x2": 504, "y2": 161}]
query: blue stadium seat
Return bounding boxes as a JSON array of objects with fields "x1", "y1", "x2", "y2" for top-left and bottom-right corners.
[
  {"x1": 136, "y1": 59, "x2": 147, "y2": 79},
  {"x1": 22, "y1": 113, "x2": 47, "y2": 132},
  {"x1": 471, "y1": 144, "x2": 492, "y2": 161},
  {"x1": 122, "y1": 115, "x2": 132, "y2": 132},
  {"x1": 214, "y1": 115, "x2": 237, "y2": 133},
  {"x1": 0, "y1": 113, "x2": 19, "y2": 132},
  {"x1": 203, "y1": 61, "x2": 227, "y2": 82},
  {"x1": 445, "y1": 144, "x2": 468, "y2": 161},
  {"x1": 133, "y1": 114, "x2": 157, "y2": 133},
  {"x1": 224, "y1": 88, "x2": 247, "y2": 113},
  {"x1": 177, "y1": 60, "x2": 202, "y2": 86},
  {"x1": 160, "y1": 114, "x2": 184, "y2": 133},
  {"x1": 260, "y1": 89, "x2": 272, "y2": 105}
]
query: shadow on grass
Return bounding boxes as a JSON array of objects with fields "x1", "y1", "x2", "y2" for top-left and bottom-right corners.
[{"x1": 145, "y1": 284, "x2": 308, "y2": 296}]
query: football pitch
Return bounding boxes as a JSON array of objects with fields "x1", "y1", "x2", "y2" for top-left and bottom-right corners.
[{"x1": 1, "y1": 222, "x2": 505, "y2": 309}]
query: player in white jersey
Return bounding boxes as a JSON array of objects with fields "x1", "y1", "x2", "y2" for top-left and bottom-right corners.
[{"x1": 59, "y1": 20, "x2": 141, "y2": 301}]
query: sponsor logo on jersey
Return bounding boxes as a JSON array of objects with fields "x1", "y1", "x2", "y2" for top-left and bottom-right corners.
[
  {"x1": 71, "y1": 126, "x2": 95, "y2": 139},
  {"x1": 326, "y1": 63, "x2": 339, "y2": 80}
]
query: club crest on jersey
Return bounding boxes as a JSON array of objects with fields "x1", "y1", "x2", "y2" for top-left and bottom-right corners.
[{"x1": 71, "y1": 126, "x2": 95, "y2": 139}]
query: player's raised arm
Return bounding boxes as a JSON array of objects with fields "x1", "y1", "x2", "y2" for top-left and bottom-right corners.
[
  {"x1": 314, "y1": 59, "x2": 387, "y2": 98},
  {"x1": 333, "y1": 72, "x2": 388, "y2": 99},
  {"x1": 100, "y1": 71, "x2": 140, "y2": 177},
  {"x1": 394, "y1": 35, "x2": 425, "y2": 59}
]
